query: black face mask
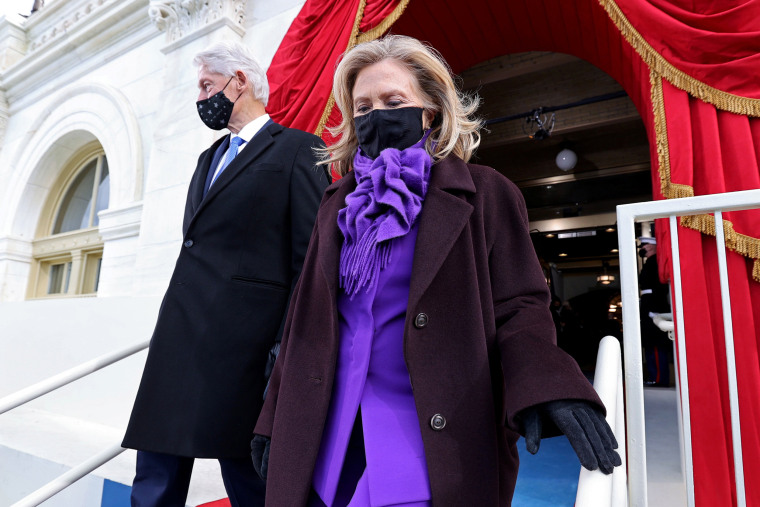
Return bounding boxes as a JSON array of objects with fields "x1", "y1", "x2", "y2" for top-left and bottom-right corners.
[
  {"x1": 196, "y1": 77, "x2": 238, "y2": 130},
  {"x1": 638, "y1": 248, "x2": 648, "y2": 258},
  {"x1": 355, "y1": 107, "x2": 425, "y2": 159}
]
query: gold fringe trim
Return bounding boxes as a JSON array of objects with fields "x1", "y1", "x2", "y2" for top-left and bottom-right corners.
[
  {"x1": 681, "y1": 215, "x2": 760, "y2": 282},
  {"x1": 599, "y1": 0, "x2": 760, "y2": 117},
  {"x1": 651, "y1": 70, "x2": 760, "y2": 282},
  {"x1": 650, "y1": 70, "x2": 694, "y2": 200},
  {"x1": 315, "y1": 92, "x2": 337, "y2": 138},
  {"x1": 356, "y1": 0, "x2": 411, "y2": 44},
  {"x1": 315, "y1": 0, "x2": 411, "y2": 137}
]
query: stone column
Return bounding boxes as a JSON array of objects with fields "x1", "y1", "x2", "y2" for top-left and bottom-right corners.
[{"x1": 132, "y1": 0, "x2": 247, "y2": 296}]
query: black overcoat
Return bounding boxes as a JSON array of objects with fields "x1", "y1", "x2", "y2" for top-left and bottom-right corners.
[
  {"x1": 255, "y1": 155, "x2": 603, "y2": 505},
  {"x1": 123, "y1": 121, "x2": 330, "y2": 458}
]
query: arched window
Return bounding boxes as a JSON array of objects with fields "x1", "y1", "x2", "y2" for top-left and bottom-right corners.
[{"x1": 28, "y1": 147, "x2": 110, "y2": 298}]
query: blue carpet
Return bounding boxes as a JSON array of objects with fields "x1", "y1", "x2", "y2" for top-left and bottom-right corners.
[
  {"x1": 512, "y1": 436, "x2": 580, "y2": 507},
  {"x1": 101, "y1": 479, "x2": 131, "y2": 506}
]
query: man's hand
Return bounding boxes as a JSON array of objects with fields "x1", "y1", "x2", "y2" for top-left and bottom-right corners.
[
  {"x1": 520, "y1": 399, "x2": 621, "y2": 474},
  {"x1": 251, "y1": 434, "x2": 271, "y2": 480}
]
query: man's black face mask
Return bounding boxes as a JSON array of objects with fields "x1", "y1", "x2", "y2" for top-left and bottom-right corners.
[
  {"x1": 196, "y1": 77, "x2": 238, "y2": 130},
  {"x1": 354, "y1": 107, "x2": 425, "y2": 159}
]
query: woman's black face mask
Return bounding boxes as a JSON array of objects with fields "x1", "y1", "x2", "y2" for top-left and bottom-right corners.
[
  {"x1": 196, "y1": 77, "x2": 237, "y2": 130},
  {"x1": 354, "y1": 107, "x2": 425, "y2": 159}
]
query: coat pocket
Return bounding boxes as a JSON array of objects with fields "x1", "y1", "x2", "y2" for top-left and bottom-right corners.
[{"x1": 230, "y1": 276, "x2": 288, "y2": 291}]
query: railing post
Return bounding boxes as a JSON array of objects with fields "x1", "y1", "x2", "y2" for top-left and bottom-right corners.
[{"x1": 617, "y1": 207, "x2": 648, "y2": 507}]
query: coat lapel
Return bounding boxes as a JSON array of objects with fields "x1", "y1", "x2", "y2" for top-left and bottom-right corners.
[
  {"x1": 189, "y1": 136, "x2": 226, "y2": 217},
  {"x1": 317, "y1": 172, "x2": 357, "y2": 301},
  {"x1": 408, "y1": 156, "x2": 476, "y2": 311},
  {"x1": 188, "y1": 122, "x2": 281, "y2": 227}
]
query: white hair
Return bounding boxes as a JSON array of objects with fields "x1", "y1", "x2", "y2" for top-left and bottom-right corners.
[{"x1": 194, "y1": 40, "x2": 269, "y2": 106}]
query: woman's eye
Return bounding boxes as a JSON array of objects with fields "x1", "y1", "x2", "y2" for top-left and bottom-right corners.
[
  {"x1": 387, "y1": 100, "x2": 402, "y2": 108},
  {"x1": 355, "y1": 105, "x2": 371, "y2": 114}
]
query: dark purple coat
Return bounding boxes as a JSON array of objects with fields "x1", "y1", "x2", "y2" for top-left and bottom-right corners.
[{"x1": 255, "y1": 155, "x2": 602, "y2": 505}]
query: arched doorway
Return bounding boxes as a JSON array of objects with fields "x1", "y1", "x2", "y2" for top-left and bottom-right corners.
[{"x1": 455, "y1": 51, "x2": 650, "y2": 372}]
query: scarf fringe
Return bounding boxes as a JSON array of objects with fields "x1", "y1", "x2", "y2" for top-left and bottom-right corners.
[{"x1": 340, "y1": 222, "x2": 393, "y2": 298}]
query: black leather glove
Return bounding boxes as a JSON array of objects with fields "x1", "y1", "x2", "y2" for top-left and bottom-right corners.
[
  {"x1": 251, "y1": 435, "x2": 271, "y2": 480},
  {"x1": 520, "y1": 399, "x2": 621, "y2": 474}
]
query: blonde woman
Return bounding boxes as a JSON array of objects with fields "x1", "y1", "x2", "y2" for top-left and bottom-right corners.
[{"x1": 252, "y1": 35, "x2": 620, "y2": 506}]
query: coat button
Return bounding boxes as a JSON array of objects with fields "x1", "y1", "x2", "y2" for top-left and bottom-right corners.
[
  {"x1": 184, "y1": 239, "x2": 194, "y2": 248},
  {"x1": 430, "y1": 414, "x2": 446, "y2": 431},
  {"x1": 414, "y1": 313, "x2": 428, "y2": 328}
]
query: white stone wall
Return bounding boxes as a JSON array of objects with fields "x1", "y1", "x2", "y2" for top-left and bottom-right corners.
[{"x1": 0, "y1": 0, "x2": 305, "y2": 301}]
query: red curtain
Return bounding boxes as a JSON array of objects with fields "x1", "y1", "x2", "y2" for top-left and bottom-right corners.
[
  {"x1": 265, "y1": 0, "x2": 407, "y2": 136},
  {"x1": 659, "y1": 80, "x2": 760, "y2": 505},
  {"x1": 265, "y1": 1, "x2": 760, "y2": 504}
]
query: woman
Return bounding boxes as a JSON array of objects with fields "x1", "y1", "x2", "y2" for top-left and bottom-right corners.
[{"x1": 252, "y1": 35, "x2": 620, "y2": 506}]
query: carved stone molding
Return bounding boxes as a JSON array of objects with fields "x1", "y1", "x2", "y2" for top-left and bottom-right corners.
[
  {"x1": 149, "y1": 0, "x2": 246, "y2": 43},
  {"x1": 29, "y1": 0, "x2": 111, "y2": 52},
  {"x1": 0, "y1": 89, "x2": 8, "y2": 151}
]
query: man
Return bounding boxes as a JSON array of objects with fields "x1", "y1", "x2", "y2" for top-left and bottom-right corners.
[
  {"x1": 638, "y1": 236, "x2": 672, "y2": 387},
  {"x1": 122, "y1": 40, "x2": 329, "y2": 506}
]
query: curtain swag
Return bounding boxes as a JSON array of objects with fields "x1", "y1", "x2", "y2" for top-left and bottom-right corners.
[{"x1": 599, "y1": 0, "x2": 760, "y2": 118}]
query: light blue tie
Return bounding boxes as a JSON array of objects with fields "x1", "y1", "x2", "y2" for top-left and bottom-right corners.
[{"x1": 211, "y1": 136, "x2": 245, "y2": 186}]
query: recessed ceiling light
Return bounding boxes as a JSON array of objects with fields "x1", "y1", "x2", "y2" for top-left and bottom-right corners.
[
  {"x1": 546, "y1": 233, "x2": 556, "y2": 238},
  {"x1": 611, "y1": 248, "x2": 619, "y2": 253},
  {"x1": 606, "y1": 228, "x2": 616, "y2": 232},
  {"x1": 558, "y1": 253, "x2": 568, "y2": 257}
]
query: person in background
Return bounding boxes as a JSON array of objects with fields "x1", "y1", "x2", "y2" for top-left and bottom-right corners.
[
  {"x1": 638, "y1": 236, "x2": 672, "y2": 387},
  {"x1": 252, "y1": 35, "x2": 620, "y2": 506},
  {"x1": 122, "y1": 40, "x2": 329, "y2": 506}
]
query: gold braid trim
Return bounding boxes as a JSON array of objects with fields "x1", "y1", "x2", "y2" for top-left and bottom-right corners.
[
  {"x1": 599, "y1": 0, "x2": 760, "y2": 117},
  {"x1": 315, "y1": 0, "x2": 368, "y2": 137},
  {"x1": 356, "y1": 0, "x2": 411, "y2": 44},
  {"x1": 681, "y1": 215, "x2": 760, "y2": 282}
]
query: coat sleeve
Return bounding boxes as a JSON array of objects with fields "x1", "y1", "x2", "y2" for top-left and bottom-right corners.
[
  {"x1": 272, "y1": 134, "x2": 330, "y2": 344},
  {"x1": 484, "y1": 173, "x2": 603, "y2": 436},
  {"x1": 255, "y1": 185, "x2": 329, "y2": 437}
]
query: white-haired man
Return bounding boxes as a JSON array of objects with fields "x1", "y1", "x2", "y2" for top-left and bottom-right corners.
[{"x1": 122, "y1": 40, "x2": 330, "y2": 506}]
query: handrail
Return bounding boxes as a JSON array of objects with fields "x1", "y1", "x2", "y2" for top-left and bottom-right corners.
[
  {"x1": 617, "y1": 188, "x2": 760, "y2": 507},
  {"x1": 0, "y1": 339, "x2": 150, "y2": 415},
  {"x1": 10, "y1": 444, "x2": 127, "y2": 507},
  {"x1": 575, "y1": 335, "x2": 627, "y2": 507}
]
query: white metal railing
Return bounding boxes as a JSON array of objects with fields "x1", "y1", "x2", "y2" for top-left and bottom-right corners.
[
  {"x1": 575, "y1": 335, "x2": 627, "y2": 507},
  {"x1": 10, "y1": 444, "x2": 127, "y2": 507},
  {"x1": 617, "y1": 188, "x2": 760, "y2": 507},
  {"x1": 1, "y1": 339, "x2": 150, "y2": 506}
]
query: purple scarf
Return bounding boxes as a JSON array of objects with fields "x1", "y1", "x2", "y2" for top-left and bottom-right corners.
[{"x1": 337, "y1": 133, "x2": 433, "y2": 297}]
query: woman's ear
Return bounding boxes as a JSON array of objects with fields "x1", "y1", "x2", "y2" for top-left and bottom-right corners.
[{"x1": 423, "y1": 109, "x2": 436, "y2": 130}]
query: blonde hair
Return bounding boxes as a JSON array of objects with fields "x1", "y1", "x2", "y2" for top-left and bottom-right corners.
[{"x1": 323, "y1": 35, "x2": 482, "y2": 176}]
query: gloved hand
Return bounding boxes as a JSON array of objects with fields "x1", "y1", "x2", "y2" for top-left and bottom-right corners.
[
  {"x1": 251, "y1": 434, "x2": 271, "y2": 480},
  {"x1": 520, "y1": 399, "x2": 622, "y2": 474}
]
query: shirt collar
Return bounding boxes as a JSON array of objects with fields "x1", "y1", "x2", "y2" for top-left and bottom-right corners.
[{"x1": 234, "y1": 113, "x2": 270, "y2": 143}]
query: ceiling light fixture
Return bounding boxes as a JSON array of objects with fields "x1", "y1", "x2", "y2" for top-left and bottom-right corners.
[
  {"x1": 555, "y1": 148, "x2": 577, "y2": 171},
  {"x1": 597, "y1": 262, "x2": 616, "y2": 285},
  {"x1": 523, "y1": 108, "x2": 555, "y2": 140}
]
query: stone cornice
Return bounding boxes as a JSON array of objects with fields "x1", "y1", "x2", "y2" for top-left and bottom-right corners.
[
  {"x1": 0, "y1": 235, "x2": 33, "y2": 263},
  {"x1": 98, "y1": 202, "x2": 143, "y2": 242},
  {"x1": 0, "y1": 0, "x2": 155, "y2": 112},
  {"x1": 149, "y1": 0, "x2": 246, "y2": 48}
]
